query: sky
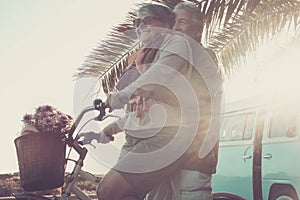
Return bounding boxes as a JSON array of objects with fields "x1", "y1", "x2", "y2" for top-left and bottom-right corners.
[
  {"x1": 1, "y1": 1, "x2": 300, "y2": 175},
  {"x1": 0, "y1": 1, "x2": 134, "y2": 174}
]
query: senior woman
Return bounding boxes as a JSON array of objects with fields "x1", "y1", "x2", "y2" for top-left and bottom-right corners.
[{"x1": 97, "y1": 3, "x2": 205, "y2": 200}]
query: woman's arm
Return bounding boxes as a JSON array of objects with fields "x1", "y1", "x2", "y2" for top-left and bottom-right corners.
[{"x1": 107, "y1": 36, "x2": 192, "y2": 110}]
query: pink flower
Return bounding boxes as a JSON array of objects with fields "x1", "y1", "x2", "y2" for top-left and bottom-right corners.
[{"x1": 21, "y1": 105, "x2": 73, "y2": 135}]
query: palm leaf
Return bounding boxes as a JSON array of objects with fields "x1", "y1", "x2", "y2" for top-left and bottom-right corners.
[
  {"x1": 74, "y1": 0, "x2": 300, "y2": 94},
  {"x1": 205, "y1": 0, "x2": 300, "y2": 74}
]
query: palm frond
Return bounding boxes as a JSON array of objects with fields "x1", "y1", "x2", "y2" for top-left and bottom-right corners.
[
  {"x1": 206, "y1": 0, "x2": 300, "y2": 75},
  {"x1": 75, "y1": 0, "x2": 300, "y2": 94}
]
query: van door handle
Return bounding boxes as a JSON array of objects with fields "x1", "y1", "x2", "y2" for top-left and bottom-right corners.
[
  {"x1": 263, "y1": 154, "x2": 272, "y2": 159},
  {"x1": 243, "y1": 155, "x2": 252, "y2": 159}
]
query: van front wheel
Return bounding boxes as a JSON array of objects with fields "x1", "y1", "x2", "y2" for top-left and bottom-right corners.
[{"x1": 269, "y1": 186, "x2": 298, "y2": 200}]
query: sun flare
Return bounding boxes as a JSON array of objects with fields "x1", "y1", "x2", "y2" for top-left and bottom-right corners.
[{"x1": 224, "y1": 37, "x2": 300, "y2": 106}]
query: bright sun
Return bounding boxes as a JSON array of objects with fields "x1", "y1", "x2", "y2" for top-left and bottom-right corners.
[{"x1": 224, "y1": 36, "x2": 300, "y2": 105}]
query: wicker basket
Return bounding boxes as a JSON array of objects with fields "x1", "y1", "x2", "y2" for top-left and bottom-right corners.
[{"x1": 14, "y1": 133, "x2": 66, "y2": 191}]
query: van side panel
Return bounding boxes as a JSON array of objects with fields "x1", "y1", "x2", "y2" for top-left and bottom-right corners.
[
  {"x1": 212, "y1": 111, "x2": 257, "y2": 199},
  {"x1": 212, "y1": 142, "x2": 254, "y2": 199},
  {"x1": 261, "y1": 106, "x2": 300, "y2": 199}
]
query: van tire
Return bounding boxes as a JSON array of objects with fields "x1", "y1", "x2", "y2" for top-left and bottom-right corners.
[{"x1": 269, "y1": 186, "x2": 298, "y2": 200}]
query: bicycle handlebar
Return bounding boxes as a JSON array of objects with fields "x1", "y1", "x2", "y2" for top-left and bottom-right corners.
[{"x1": 68, "y1": 99, "x2": 106, "y2": 139}]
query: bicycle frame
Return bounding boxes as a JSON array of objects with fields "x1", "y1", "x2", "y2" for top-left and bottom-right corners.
[
  {"x1": 14, "y1": 99, "x2": 108, "y2": 200},
  {"x1": 61, "y1": 149, "x2": 100, "y2": 200}
]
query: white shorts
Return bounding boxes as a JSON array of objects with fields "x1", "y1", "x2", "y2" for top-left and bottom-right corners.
[{"x1": 146, "y1": 169, "x2": 213, "y2": 200}]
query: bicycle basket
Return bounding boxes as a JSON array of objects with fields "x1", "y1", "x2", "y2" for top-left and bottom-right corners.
[{"x1": 14, "y1": 133, "x2": 66, "y2": 191}]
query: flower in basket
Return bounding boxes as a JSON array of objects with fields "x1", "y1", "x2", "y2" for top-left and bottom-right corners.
[{"x1": 21, "y1": 105, "x2": 73, "y2": 136}]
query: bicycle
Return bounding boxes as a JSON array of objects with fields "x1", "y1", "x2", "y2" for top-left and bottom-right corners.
[
  {"x1": 13, "y1": 99, "x2": 118, "y2": 200},
  {"x1": 13, "y1": 98, "x2": 245, "y2": 200}
]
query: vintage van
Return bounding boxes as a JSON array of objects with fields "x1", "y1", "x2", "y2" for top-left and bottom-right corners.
[{"x1": 212, "y1": 98, "x2": 300, "y2": 200}]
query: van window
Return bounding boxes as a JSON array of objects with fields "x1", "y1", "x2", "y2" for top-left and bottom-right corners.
[
  {"x1": 220, "y1": 113, "x2": 256, "y2": 141},
  {"x1": 244, "y1": 114, "x2": 255, "y2": 139},
  {"x1": 269, "y1": 108, "x2": 300, "y2": 138}
]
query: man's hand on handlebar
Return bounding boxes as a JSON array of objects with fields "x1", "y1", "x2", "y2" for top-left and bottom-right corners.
[{"x1": 79, "y1": 131, "x2": 114, "y2": 145}]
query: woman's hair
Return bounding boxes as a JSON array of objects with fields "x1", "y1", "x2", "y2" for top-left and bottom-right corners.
[
  {"x1": 138, "y1": 3, "x2": 175, "y2": 28},
  {"x1": 174, "y1": 2, "x2": 204, "y2": 27}
]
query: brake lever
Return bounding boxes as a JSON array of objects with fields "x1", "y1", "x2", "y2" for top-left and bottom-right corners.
[
  {"x1": 78, "y1": 140, "x2": 96, "y2": 149},
  {"x1": 102, "y1": 114, "x2": 121, "y2": 120},
  {"x1": 88, "y1": 143, "x2": 96, "y2": 149}
]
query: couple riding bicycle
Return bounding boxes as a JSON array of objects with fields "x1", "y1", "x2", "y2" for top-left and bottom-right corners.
[
  {"x1": 79, "y1": 2, "x2": 223, "y2": 200},
  {"x1": 15, "y1": 2, "x2": 223, "y2": 200}
]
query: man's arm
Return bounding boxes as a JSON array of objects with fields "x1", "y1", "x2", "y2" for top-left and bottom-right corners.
[{"x1": 102, "y1": 114, "x2": 128, "y2": 138}]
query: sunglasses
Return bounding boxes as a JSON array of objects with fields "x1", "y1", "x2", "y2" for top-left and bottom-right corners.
[{"x1": 133, "y1": 16, "x2": 159, "y2": 28}]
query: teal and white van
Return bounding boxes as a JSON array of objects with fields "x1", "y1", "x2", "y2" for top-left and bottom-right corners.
[{"x1": 212, "y1": 98, "x2": 300, "y2": 200}]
